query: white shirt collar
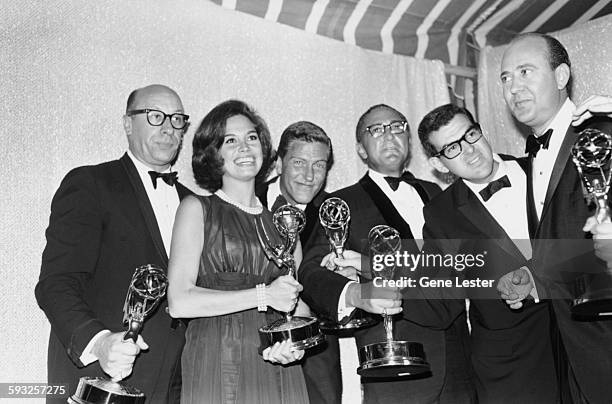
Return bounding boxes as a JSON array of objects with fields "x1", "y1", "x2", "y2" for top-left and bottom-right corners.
[
  {"x1": 542, "y1": 97, "x2": 574, "y2": 136},
  {"x1": 127, "y1": 150, "x2": 173, "y2": 173},
  {"x1": 535, "y1": 98, "x2": 575, "y2": 157},
  {"x1": 126, "y1": 150, "x2": 173, "y2": 190},
  {"x1": 368, "y1": 169, "x2": 397, "y2": 192},
  {"x1": 463, "y1": 153, "x2": 506, "y2": 195},
  {"x1": 366, "y1": 168, "x2": 425, "y2": 240}
]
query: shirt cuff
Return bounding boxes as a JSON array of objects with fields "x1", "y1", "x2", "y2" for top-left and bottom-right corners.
[
  {"x1": 337, "y1": 280, "x2": 358, "y2": 321},
  {"x1": 80, "y1": 329, "x2": 111, "y2": 366}
]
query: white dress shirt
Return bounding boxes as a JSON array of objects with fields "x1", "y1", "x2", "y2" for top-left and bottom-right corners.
[
  {"x1": 367, "y1": 169, "x2": 425, "y2": 240},
  {"x1": 531, "y1": 98, "x2": 575, "y2": 218},
  {"x1": 464, "y1": 154, "x2": 538, "y2": 301},
  {"x1": 463, "y1": 154, "x2": 530, "y2": 254}
]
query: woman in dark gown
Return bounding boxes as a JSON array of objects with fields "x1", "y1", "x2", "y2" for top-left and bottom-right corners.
[{"x1": 168, "y1": 100, "x2": 308, "y2": 404}]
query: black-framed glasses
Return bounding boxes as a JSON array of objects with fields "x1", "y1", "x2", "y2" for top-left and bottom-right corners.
[
  {"x1": 126, "y1": 109, "x2": 190, "y2": 130},
  {"x1": 364, "y1": 120, "x2": 408, "y2": 138},
  {"x1": 434, "y1": 123, "x2": 483, "y2": 159}
]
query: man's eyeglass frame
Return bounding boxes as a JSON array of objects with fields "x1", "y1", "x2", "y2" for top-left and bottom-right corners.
[
  {"x1": 364, "y1": 120, "x2": 408, "y2": 138},
  {"x1": 126, "y1": 109, "x2": 190, "y2": 130},
  {"x1": 433, "y1": 123, "x2": 483, "y2": 159}
]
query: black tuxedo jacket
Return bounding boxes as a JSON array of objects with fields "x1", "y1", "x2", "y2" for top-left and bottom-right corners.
[
  {"x1": 526, "y1": 118, "x2": 612, "y2": 404},
  {"x1": 420, "y1": 165, "x2": 558, "y2": 404},
  {"x1": 299, "y1": 173, "x2": 475, "y2": 403},
  {"x1": 36, "y1": 153, "x2": 191, "y2": 404}
]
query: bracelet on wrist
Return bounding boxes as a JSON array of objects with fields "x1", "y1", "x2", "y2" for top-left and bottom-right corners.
[{"x1": 256, "y1": 283, "x2": 267, "y2": 312}]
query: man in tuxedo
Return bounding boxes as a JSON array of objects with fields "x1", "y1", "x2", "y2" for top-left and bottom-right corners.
[
  {"x1": 417, "y1": 103, "x2": 558, "y2": 403},
  {"x1": 299, "y1": 104, "x2": 475, "y2": 403},
  {"x1": 258, "y1": 120, "x2": 333, "y2": 245},
  {"x1": 256, "y1": 121, "x2": 340, "y2": 404},
  {"x1": 500, "y1": 33, "x2": 612, "y2": 403},
  {"x1": 36, "y1": 84, "x2": 192, "y2": 403}
]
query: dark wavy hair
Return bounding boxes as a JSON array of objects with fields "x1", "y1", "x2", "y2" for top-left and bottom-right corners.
[
  {"x1": 192, "y1": 100, "x2": 275, "y2": 192},
  {"x1": 418, "y1": 103, "x2": 476, "y2": 157},
  {"x1": 277, "y1": 121, "x2": 334, "y2": 170}
]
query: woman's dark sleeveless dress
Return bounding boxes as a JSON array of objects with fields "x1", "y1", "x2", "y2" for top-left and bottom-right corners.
[{"x1": 180, "y1": 194, "x2": 308, "y2": 404}]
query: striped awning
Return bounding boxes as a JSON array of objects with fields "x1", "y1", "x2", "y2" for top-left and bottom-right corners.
[{"x1": 211, "y1": 0, "x2": 612, "y2": 68}]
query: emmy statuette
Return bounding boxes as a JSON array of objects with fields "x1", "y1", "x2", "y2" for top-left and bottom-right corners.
[
  {"x1": 317, "y1": 197, "x2": 377, "y2": 332},
  {"x1": 357, "y1": 225, "x2": 430, "y2": 378},
  {"x1": 571, "y1": 128, "x2": 612, "y2": 316},
  {"x1": 69, "y1": 264, "x2": 168, "y2": 404},
  {"x1": 255, "y1": 204, "x2": 325, "y2": 351}
]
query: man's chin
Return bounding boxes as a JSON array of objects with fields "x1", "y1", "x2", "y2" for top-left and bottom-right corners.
[
  {"x1": 511, "y1": 109, "x2": 534, "y2": 125},
  {"x1": 289, "y1": 193, "x2": 315, "y2": 206},
  {"x1": 153, "y1": 149, "x2": 178, "y2": 161},
  {"x1": 381, "y1": 154, "x2": 407, "y2": 166}
]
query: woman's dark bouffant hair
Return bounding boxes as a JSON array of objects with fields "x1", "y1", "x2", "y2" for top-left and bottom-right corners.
[{"x1": 192, "y1": 99, "x2": 275, "y2": 192}]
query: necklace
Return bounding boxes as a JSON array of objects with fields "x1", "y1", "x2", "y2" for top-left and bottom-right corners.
[{"x1": 215, "y1": 189, "x2": 263, "y2": 215}]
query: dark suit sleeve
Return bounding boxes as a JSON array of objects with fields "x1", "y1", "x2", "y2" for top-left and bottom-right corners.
[
  {"x1": 400, "y1": 205, "x2": 466, "y2": 330},
  {"x1": 35, "y1": 167, "x2": 107, "y2": 366},
  {"x1": 298, "y1": 218, "x2": 351, "y2": 321}
]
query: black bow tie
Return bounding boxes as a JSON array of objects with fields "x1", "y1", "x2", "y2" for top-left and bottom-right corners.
[
  {"x1": 525, "y1": 129, "x2": 553, "y2": 157},
  {"x1": 271, "y1": 194, "x2": 288, "y2": 212},
  {"x1": 479, "y1": 175, "x2": 511, "y2": 202},
  {"x1": 148, "y1": 171, "x2": 178, "y2": 189},
  {"x1": 384, "y1": 171, "x2": 417, "y2": 191}
]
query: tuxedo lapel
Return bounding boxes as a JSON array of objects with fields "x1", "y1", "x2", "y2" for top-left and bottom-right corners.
[
  {"x1": 358, "y1": 174, "x2": 414, "y2": 240},
  {"x1": 120, "y1": 154, "x2": 168, "y2": 264},
  {"x1": 512, "y1": 155, "x2": 529, "y2": 173},
  {"x1": 454, "y1": 181, "x2": 526, "y2": 261},
  {"x1": 402, "y1": 171, "x2": 433, "y2": 204},
  {"x1": 541, "y1": 126, "x2": 577, "y2": 224}
]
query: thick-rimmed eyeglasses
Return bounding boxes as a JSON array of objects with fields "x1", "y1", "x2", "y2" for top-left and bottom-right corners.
[
  {"x1": 434, "y1": 123, "x2": 483, "y2": 159},
  {"x1": 364, "y1": 120, "x2": 408, "y2": 138},
  {"x1": 126, "y1": 109, "x2": 190, "y2": 130}
]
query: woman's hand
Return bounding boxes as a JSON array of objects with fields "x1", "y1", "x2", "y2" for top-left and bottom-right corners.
[
  {"x1": 266, "y1": 275, "x2": 303, "y2": 313},
  {"x1": 262, "y1": 340, "x2": 305, "y2": 365}
]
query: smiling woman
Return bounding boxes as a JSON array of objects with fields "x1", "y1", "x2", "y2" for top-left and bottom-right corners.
[
  {"x1": 190, "y1": 100, "x2": 275, "y2": 193},
  {"x1": 219, "y1": 114, "x2": 264, "y2": 184},
  {"x1": 166, "y1": 99, "x2": 309, "y2": 404}
]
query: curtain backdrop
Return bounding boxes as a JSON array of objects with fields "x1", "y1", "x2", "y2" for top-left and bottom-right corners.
[
  {"x1": 477, "y1": 14, "x2": 612, "y2": 156},
  {"x1": 0, "y1": 0, "x2": 449, "y2": 386}
]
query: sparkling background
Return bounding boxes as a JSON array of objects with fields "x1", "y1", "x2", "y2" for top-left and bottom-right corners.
[
  {"x1": 478, "y1": 15, "x2": 612, "y2": 155},
  {"x1": 0, "y1": 0, "x2": 449, "y2": 390},
  {"x1": 2, "y1": 0, "x2": 610, "y2": 396}
]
